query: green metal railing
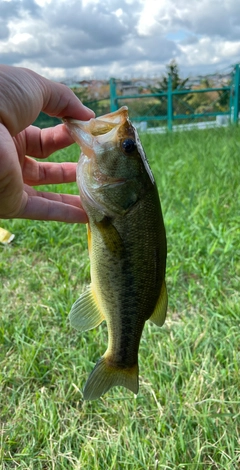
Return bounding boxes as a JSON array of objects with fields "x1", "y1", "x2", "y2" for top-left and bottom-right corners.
[{"x1": 110, "y1": 63, "x2": 240, "y2": 130}]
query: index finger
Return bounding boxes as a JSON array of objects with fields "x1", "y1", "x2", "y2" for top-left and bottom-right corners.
[{"x1": 23, "y1": 158, "x2": 78, "y2": 186}]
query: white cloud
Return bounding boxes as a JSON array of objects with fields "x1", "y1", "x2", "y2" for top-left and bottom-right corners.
[
  {"x1": 0, "y1": 0, "x2": 239, "y2": 80},
  {"x1": 137, "y1": 1, "x2": 162, "y2": 35},
  {"x1": 34, "y1": 0, "x2": 51, "y2": 6},
  {"x1": 179, "y1": 36, "x2": 240, "y2": 68},
  {"x1": 10, "y1": 33, "x2": 32, "y2": 45}
]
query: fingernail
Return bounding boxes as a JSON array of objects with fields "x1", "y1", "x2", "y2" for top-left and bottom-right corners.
[{"x1": 82, "y1": 104, "x2": 95, "y2": 117}]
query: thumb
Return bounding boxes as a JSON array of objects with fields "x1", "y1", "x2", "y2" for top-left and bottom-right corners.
[
  {"x1": 0, "y1": 65, "x2": 94, "y2": 136},
  {"x1": 0, "y1": 123, "x2": 26, "y2": 218}
]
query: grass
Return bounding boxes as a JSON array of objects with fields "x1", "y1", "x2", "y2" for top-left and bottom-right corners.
[{"x1": 0, "y1": 126, "x2": 240, "y2": 469}]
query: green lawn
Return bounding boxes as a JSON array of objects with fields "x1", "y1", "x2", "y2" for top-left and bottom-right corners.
[{"x1": 0, "y1": 126, "x2": 239, "y2": 469}]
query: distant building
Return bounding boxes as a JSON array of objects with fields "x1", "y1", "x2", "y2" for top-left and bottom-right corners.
[{"x1": 118, "y1": 83, "x2": 139, "y2": 95}]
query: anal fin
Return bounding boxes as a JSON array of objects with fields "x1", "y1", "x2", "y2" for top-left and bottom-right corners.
[
  {"x1": 149, "y1": 279, "x2": 168, "y2": 327},
  {"x1": 69, "y1": 285, "x2": 105, "y2": 332}
]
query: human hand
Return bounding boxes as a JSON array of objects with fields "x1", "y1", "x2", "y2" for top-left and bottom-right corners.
[{"x1": 0, "y1": 65, "x2": 94, "y2": 223}]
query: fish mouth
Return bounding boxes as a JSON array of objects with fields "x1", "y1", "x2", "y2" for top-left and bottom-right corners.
[{"x1": 63, "y1": 106, "x2": 129, "y2": 156}]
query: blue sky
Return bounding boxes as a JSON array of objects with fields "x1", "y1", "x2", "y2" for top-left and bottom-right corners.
[{"x1": 0, "y1": 0, "x2": 239, "y2": 80}]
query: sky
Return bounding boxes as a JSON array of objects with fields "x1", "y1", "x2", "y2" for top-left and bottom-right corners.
[{"x1": 0, "y1": 0, "x2": 240, "y2": 82}]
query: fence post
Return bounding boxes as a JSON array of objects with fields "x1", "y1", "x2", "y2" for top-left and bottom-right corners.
[
  {"x1": 233, "y1": 63, "x2": 240, "y2": 124},
  {"x1": 167, "y1": 75, "x2": 173, "y2": 131},
  {"x1": 110, "y1": 78, "x2": 118, "y2": 112},
  {"x1": 230, "y1": 72, "x2": 234, "y2": 122}
]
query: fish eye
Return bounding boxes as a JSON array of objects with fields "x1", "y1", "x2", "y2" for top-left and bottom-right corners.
[{"x1": 122, "y1": 138, "x2": 136, "y2": 153}]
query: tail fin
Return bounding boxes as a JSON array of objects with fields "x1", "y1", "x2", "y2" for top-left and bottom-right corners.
[{"x1": 83, "y1": 356, "x2": 139, "y2": 400}]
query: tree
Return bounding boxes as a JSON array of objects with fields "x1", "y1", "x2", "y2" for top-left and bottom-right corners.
[
  {"x1": 151, "y1": 60, "x2": 192, "y2": 117},
  {"x1": 153, "y1": 59, "x2": 190, "y2": 92},
  {"x1": 217, "y1": 80, "x2": 231, "y2": 111}
]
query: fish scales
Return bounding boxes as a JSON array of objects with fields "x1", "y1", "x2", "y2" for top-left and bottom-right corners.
[
  {"x1": 91, "y1": 191, "x2": 165, "y2": 364},
  {"x1": 64, "y1": 106, "x2": 167, "y2": 400}
]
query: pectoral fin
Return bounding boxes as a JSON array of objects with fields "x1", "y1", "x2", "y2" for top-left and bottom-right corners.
[
  {"x1": 149, "y1": 279, "x2": 168, "y2": 327},
  {"x1": 69, "y1": 285, "x2": 105, "y2": 332},
  {"x1": 95, "y1": 217, "x2": 124, "y2": 259}
]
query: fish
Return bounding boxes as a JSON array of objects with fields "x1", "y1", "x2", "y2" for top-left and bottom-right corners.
[{"x1": 64, "y1": 106, "x2": 167, "y2": 400}]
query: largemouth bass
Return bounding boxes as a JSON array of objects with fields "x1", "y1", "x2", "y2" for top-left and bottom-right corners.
[{"x1": 64, "y1": 106, "x2": 167, "y2": 400}]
